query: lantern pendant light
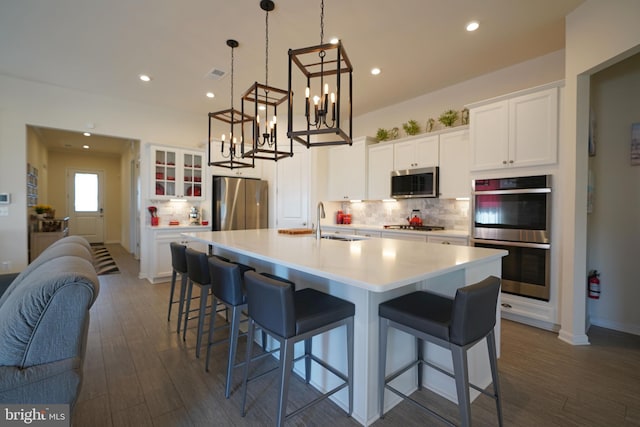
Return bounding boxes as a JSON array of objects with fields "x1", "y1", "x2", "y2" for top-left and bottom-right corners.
[
  {"x1": 208, "y1": 39, "x2": 254, "y2": 169},
  {"x1": 242, "y1": 0, "x2": 292, "y2": 161},
  {"x1": 287, "y1": 0, "x2": 353, "y2": 148}
]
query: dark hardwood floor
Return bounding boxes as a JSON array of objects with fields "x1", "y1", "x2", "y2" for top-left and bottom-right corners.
[{"x1": 73, "y1": 244, "x2": 640, "y2": 426}]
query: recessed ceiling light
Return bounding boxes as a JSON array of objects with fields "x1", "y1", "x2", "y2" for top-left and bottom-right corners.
[
  {"x1": 82, "y1": 145, "x2": 90, "y2": 149},
  {"x1": 83, "y1": 132, "x2": 91, "y2": 137},
  {"x1": 371, "y1": 68, "x2": 381, "y2": 76},
  {"x1": 330, "y1": 38, "x2": 339, "y2": 45},
  {"x1": 258, "y1": 105, "x2": 266, "y2": 111},
  {"x1": 466, "y1": 21, "x2": 479, "y2": 32},
  {"x1": 139, "y1": 74, "x2": 152, "y2": 82},
  {"x1": 206, "y1": 92, "x2": 215, "y2": 98}
]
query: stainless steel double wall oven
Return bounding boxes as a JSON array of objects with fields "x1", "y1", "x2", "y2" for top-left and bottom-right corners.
[{"x1": 471, "y1": 175, "x2": 551, "y2": 301}]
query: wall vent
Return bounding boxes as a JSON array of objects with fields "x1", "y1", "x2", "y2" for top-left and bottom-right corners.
[{"x1": 206, "y1": 68, "x2": 227, "y2": 80}]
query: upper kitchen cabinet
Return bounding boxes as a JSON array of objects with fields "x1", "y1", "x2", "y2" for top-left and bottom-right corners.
[
  {"x1": 438, "y1": 128, "x2": 470, "y2": 198},
  {"x1": 208, "y1": 146, "x2": 262, "y2": 179},
  {"x1": 151, "y1": 146, "x2": 205, "y2": 200},
  {"x1": 368, "y1": 143, "x2": 394, "y2": 200},
  {"x1": 393, "y1": 134, "x2": 439, "y2": 170},
  {"x1": 327, "y1": 137, "x2": 375, "y2": 201},
  {"x1": 469, "y1": 83, "x2": 560, "y2": 171}
]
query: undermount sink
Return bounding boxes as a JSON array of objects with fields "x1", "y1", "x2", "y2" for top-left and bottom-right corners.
[{"x1": 320, "y1": 234, "x2": 368, "y2": 242}]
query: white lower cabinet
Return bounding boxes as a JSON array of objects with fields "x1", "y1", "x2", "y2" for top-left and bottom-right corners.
[
  {"x1": 355, "y1": 230, "x2": 381, "y2": 238},
  {"x1": 381, "y1": 231, "x2": 427, "y2": 242},
  {"x1": 149, "y1": 227, "x2": 208, "y2": 283},
  {"x1": 427, "y1": 235, "x2": 469, "y2": 246}
]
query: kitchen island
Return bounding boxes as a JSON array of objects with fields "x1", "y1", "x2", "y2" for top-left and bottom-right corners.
[{"x1": 183, "y1": 229, "x2": 506, "y2": 426}]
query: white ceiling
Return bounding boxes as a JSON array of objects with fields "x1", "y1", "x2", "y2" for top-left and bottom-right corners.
[{"x1": 2, "y1": 0, "x2": 583, "y2": 153}]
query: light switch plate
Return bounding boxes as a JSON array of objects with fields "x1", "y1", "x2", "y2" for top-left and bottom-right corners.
[{"x1": 0, "y1": 207, "x2": 8, "y2": 216}]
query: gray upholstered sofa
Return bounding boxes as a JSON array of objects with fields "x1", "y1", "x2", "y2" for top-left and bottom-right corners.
[{"x1": 0, "y1": 236, "x2": 99, "y2": 410}]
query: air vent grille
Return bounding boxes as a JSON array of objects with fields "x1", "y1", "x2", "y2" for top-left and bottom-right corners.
[{"x1": 206, "y1": 68, "x2": 226, "y2": 80}]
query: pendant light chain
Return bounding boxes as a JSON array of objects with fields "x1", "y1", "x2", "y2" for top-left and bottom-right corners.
[
  {"x1": 320, "y1": 0, "x2": 324, "y2": 45},
  {"x1": 265, "y1": 9, "x2": 269, "y2": 88},
  {"x1": 230, "y1": 45, "x2": 234, "y2": 116}
]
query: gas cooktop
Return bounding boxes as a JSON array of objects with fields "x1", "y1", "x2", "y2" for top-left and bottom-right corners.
[{"x1": 383, "y1": 224, "x2": 445, "y2": 231}]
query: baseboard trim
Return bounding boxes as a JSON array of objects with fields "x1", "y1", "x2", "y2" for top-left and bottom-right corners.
[{"x1": 558, "y1": 329, "x2": 590, "y2": 346}]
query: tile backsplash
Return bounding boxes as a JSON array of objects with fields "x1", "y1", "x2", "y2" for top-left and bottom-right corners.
[
  {"x1": 324, "y1": 199, "x2": 470, "y2": 231},
  {"x1": 146, "y1": 200, "x2": 206, "y2": 226}
]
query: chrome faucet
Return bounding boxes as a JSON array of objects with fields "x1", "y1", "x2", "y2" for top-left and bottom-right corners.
[{"x1": 316, "y1": 201, "x2": 325, "y2": 240}]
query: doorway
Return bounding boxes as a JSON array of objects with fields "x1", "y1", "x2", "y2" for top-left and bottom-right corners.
[
  {"x1": 67, "y1": 169, "x2": 105, "y2": 243},
  {"x1": 26, "y1": 125, "x2": 140, "y2": 251}
]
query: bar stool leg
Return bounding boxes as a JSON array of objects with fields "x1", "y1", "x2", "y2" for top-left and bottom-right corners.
[
  {"x1": 304, "y1": 338, "x2": 312, "y2": 383},
  {"x1": 176, "y1": 273, "x2": 188, "y2": 334},
  {"x1": 378, "y1": 317, "x2": 389, "y2": 419},
  {"x1": 451, "y1": 346, "x2": 472, "y2": 427},
  {"x1": 276, "y1": 338, "x2": 294, "y2": 427},
  {"x1": 241, "y1": 319, "x2": 256, "y2": 417},
  {"x1": 346, "y1": 317, "x2": 354, "y2": 416},
  {"x1": 205, "y1": 296, "x2": 218, "y2": 372},
  {"x1": 182, "y1": 279, "x2": 194, "y2": 341},
  {"x1": 167, "y1": 270, "x2": 177, "y2": 321},
  {"x1": 487, "y1": 330, "x2": 504, "y2": 427},
  {"x1": 224, "y1": 305, "x2": 242, "y2": 398},
  {"x1": 195, "y1": 286, "x2": 210, "y2": 358},
  {"x1": 417, "y1": 337, "x2": 424, "y2": 390}
]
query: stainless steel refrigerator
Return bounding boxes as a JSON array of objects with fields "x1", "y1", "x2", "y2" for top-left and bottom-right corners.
[{"x1": 211, "y1": 176, "x2": 268, "y2": 230}]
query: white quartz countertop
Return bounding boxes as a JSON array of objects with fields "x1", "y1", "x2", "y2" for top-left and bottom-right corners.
[{"x1": 183, "y1": 229, "x2": 505, "y2": 293}]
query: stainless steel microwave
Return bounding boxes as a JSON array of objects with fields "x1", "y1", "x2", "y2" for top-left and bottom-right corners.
[{"x1": 390, "y1": 166, "x2": 439, "y2": 198}]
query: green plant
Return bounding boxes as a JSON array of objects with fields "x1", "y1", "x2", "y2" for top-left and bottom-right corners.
[
  {"x1": 34, "y1": 204, "x2": 53, "y2": 214},
  {"x1": 438, "y1": 109, "x2": 459, "y2": 127},
  {"x1": 402, "y1": 119, "x2": 421, "y2": 136},
  {"x1": 376, "y1": 128, "x2": 390, "y2": 141}
]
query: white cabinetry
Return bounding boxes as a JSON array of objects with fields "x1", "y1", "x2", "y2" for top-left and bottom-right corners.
[
  {"x1": 152, "y1": 146, "x2": 205, "y2": 200},
  {"x1": 367, "y1": 143, "x2": 394, "y2": 200},
  {"x1": 438, "y1": 129, "x2": 470, "y2": 199},
  {"x1": 277, "y1": 146, "x2": 309, "y2": 228},
  {"x1": 355, "y1": 229, "x2": 381, "y2": 238},
  {"x1": 208, "y1": 146, "x2": 262, "y2": 179},
  {"x1": 393, "y1": 135, "x2": 438, "y2": 170},
  {"x1": 327, "y1": 137, "x2": 374, "y2": 201},
  {"x1": 381, "y1": 231, "x2": 427, "y2": 242},
  {"x1": 149, "y1": 227, "x2": 208, "y2": 283},
  {"x1": 469, "y1": 84, "x2": 559, "y2": 171},
  {"x1": 427, "y1": 235, "x2": 468, "y2": 246}
]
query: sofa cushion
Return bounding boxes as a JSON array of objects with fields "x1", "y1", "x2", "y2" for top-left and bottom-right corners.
[
  {"x1": 0, "y1": 256, "x2": 98, "y2": 368},
  {"x1": 0, "y1": 242, "x2": 92, "y2": 309}
]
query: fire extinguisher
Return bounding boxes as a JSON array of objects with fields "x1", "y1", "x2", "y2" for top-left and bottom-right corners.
[{"x1": 588, "y1": 270, "x2": 600, "y2": 299}]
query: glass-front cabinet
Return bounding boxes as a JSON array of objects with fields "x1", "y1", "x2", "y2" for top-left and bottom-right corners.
[{"x1": 152, "y1": 146, "x2": 204, "y2": 200}]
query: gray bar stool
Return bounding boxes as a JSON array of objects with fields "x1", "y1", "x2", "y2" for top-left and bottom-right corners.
[
  {"x1": 241, "y1": 271, "x2": 355, "y2": 427},
  {"x1": 183, "y1": 248, "x2": 228, "y2": 358},
  {"x1": 378, "y1": 276, "x2": 503, "y2": 427},
  {"x1": 205, "y1": 256, "x2": 256, "y2": 398},
  {"x1": 168, "y1": 242, "x2": 188, "y2": 333}
]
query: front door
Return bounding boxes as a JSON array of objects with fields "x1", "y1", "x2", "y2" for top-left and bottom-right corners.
[{"x1": 67, "y1": 169, "x2": 105, "y2": 243}]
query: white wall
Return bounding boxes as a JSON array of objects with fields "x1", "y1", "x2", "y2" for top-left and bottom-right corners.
[
  {"x1": 0, "y1": 74, "x2": 203, "y2": 271},
  {"x1": 560, "y1": 0, "x2": 640, "y2": 344},
  {"x1": 587, "y1": 53, "x2": 640, "y2": 335}
]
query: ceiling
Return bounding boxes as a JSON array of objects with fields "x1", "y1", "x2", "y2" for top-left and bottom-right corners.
[{"x1": 3, "y1": 0, "x2": 583, "y2": 153}]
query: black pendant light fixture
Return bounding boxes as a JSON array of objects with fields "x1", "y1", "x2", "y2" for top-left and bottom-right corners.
[
  {"x1": 208, "y1": 39, "x2": 254, "y2": 169},
  {"x1": 242, "y1": 0, "x2": 292, "y2": 161},
  {"x1": 287, "y1": 0, "x2": 353, "y2": 148}
]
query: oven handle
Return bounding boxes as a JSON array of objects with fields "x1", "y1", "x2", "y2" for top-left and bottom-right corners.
[
  {"x1": 472, "y1": 188, "x2": 551, "y2": 195},
  {"x1": 472, "y1": 238, "x2": 551, "y2": 250}
]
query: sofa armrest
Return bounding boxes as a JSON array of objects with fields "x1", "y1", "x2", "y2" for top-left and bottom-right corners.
[
  {"x1": 0, "y1": 273, "x2": 19, "y2": 298},
  {"x1": 0, "y1": 358, "x2": 82, "y2": 406}
]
